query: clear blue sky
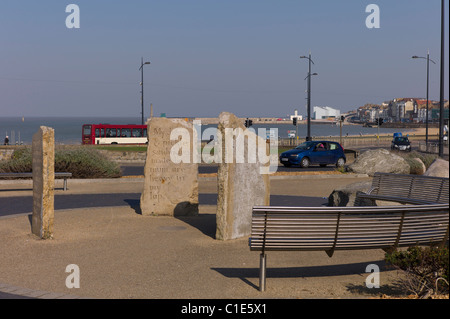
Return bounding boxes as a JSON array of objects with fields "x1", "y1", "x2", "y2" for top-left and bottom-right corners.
[{"x1": 0, "y1": 0, "x2": 448, "y2": 118}]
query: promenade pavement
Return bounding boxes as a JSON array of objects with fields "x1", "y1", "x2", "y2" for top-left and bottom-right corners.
[{"x1": 0, "y1": 172, "x2": 403, "y2": 300}]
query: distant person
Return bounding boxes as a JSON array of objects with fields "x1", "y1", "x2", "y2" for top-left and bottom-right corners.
[{"x1": 4, "y1": 136, "x2": 9, "y2": 145}]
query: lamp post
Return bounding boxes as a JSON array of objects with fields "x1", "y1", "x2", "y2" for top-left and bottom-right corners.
[
  {"x1": 300, "y1": 53, "x2": 317, "y2": 141},
  {"x1": 412, "y1": 51, "x2": 436, "y2": 149},
  {"x1": 438, "y1": 0, "x2": 445, "y2": 157},
  {"x1": 139, "y1": 57, "x2": 151, "y2": 125}
]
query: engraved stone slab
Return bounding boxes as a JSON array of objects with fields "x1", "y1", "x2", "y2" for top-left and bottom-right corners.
[
  {"x1": 32, "y1": 126, "x2": 55, "y2": 239},
  {"x1": 140, "y1": 118, "x2": 199, "y2": 216},
  {"x1": 216, "y1": 112, "x2": 270, "y2": 240}
]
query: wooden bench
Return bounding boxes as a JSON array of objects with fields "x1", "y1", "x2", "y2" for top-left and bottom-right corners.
[
  {"x1": 356, "y1": 172, "x2": 449, "y2": 206},
  {"x1": 249, "y1": 204, "x2": 449, "y2": 291},
  {"x1": 0, "y1": 172, "x2": 72, "y2": 191}
]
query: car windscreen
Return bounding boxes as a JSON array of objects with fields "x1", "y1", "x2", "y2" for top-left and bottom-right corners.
[{"x1": 295, "y1": 142, "x2": 315, "y2": 150}]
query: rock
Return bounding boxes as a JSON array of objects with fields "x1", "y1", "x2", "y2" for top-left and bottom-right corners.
[
  {"x1": 423, "y1": 158, "x2": 449, "y2": 178},
  {"x1": 328, "y1": 181, "x2": 372, "y2": 206},
  {"x1": 216, "y1": 112, "x2": 270, "y2": 240},
  {"x1": 140, "y1": 118, "x2": 199, "y2": 216},
  {"x1": 347, "y1": 149, "x2": 410, "y2": 176}
]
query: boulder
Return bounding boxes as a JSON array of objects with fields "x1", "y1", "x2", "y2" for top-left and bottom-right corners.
[
  {"x1": 328, "y1": 181, "x2": 372, "y2": 207},
  {"x1": 347, "y1": 149, "x2": 410, "y2": 176},
  {"x1": 423, "y1": 158, "x2": 449, "y2": 178}
]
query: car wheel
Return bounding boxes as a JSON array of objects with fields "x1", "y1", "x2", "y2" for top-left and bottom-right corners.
[
  {"x1": 300, "y1": 157, "x2": 310, "y2": 168},
  {"x1": 336, "y1": 157, "x2": 345, "y2": 168}
]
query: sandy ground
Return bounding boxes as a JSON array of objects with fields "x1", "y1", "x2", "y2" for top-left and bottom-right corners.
[{"x1": 0, "y1": 175, "x2": 408, "y2": 300}]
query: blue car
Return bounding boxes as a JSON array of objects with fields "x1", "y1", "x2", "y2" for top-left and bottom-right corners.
[{"x1": 279, "y1": 141, "x2": 346, "y2": 168}]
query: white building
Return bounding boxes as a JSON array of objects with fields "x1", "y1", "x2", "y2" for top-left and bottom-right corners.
[
  {"x1": 290, "y1": 109, "x2": 303, "y2": 121},
  {"x1": 313, "y1": 106, "x2": 340, "y2": 120},
  {"x1": 416, "y1": 108, "x2": 432, "y2": 123}
]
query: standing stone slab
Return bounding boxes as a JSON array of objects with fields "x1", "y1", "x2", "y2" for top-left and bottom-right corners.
[
  {"x1": 216, "y1": 112, "x2": 270, "y2": 240},
  {"x1": 32, "y1": 126, "x2": 55, "y2": 239},
  {"x1": 140, "y1": 118, "x2": 199, "y2": 216}
]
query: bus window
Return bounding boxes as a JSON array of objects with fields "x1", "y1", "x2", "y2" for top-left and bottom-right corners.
[
  {"x1": 106, "y1": 128, "x2": 117, "y2": 137},
  {"x1": 83, "y1": 125, "x2": 91, "y2": 136},
  {"x1": 95, "y1": 128, "x2": 100, "y2": 138},
  {"x1": 101, "y1": 128, "x2": 105, "y2": 137},
  {"x1": 132, "y1": 129, "x2": 142, "y2": 137},
  {"x1": 143, "y1": 128, "x2": 147, "y2": 137},
  {"x1": 121, "y1": 128, "x2": 131, "y2": 137}
]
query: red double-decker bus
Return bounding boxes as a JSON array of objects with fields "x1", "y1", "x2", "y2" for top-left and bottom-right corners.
[{"x1": 82, "y1": 124, "x2": 148, "y2": 145}]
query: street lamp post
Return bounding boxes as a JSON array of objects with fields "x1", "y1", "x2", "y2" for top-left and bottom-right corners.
[
  {"x1": 412, "y1": 51, "x2": 436, "y2": 150},
  {"x1": 300, "y1": 53, "x2": 317, "y2": 142},
  {"x1": 139, "y1": 57, "x2": 151, "y2": 125},
  {"x1": 438, "y1": 0, "x2": 445, "y2": 157}
]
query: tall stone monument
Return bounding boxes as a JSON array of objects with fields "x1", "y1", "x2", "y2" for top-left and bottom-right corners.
[
  {"x1": 31, "y1": 126, "x2": 55, "y2": 239},
  {"x1": 216, "y1": 112, "x2": 270, "y2": 240},
  {"x1": 140, "y1": 118, "x2": 199, "y2": 216}
]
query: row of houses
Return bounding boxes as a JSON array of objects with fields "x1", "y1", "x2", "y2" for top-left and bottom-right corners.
[{"x1": 356, "y1": 98, "x2": 449, "y2": 123}]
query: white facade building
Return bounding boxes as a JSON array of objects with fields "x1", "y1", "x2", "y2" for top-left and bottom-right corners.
[{"x1": 313, "y1": 106, "x2": 340, "y2": 120}]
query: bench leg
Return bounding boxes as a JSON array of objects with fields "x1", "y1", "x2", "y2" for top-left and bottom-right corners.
[
  {"x1": 259, "y1": 253, "x2": 267, "y2": 292},
  {"x1": 63, "y1": 178, "x2": 67, "y2": 191}
]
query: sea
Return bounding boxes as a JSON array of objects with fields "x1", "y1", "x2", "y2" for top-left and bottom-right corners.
[{"x1": 1, "y1": 117, "x2": 414, "y2": 145}]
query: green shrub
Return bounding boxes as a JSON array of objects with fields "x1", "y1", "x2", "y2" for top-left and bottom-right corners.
[
  {"x1": 395, "y1": 151, "x2": 439, "y2": 175},
  {"x1": 385, "y1": 245, "x2": 449, "y2": 298},
  {"x1": 0, "y1": 147, "x2": 121, "y2": 179}
]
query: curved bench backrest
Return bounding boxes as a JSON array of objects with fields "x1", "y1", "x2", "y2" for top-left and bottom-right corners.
[{"x1": 250, "y1": 204, "x2": 449, "y2": 257}]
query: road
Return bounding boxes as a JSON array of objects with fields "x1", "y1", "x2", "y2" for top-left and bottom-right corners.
[
  {"x1": 0, "y1": 192, "x2": 328, "y2": 218},
  {"x1": 121, "y1": 164, "x2": 336, "y2": 176}
]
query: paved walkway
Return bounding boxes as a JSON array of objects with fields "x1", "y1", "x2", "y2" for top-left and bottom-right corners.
[{"x1": 0, "y1": 173, "x2": 404, "y2": 300}]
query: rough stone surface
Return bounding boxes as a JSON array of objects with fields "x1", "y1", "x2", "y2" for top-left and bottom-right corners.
[
  {"x1": 216, "y1": 112, "x2": 270, "y2": 240},
  {"x1": 347, "y1": 148, "x2": 410, "y2": 176},
  {"x1": 328, "y1": 181, "x2": 372, "y2": 207},
  {"x1": 32, "y1": 126, "x2": 55, "y2": 239},
  {"x1": 140, "y1": 118, "x2": 198, "y2": 216},
  {"x1": 423, "y1": 158, "x2": 449, "y2": 178}
]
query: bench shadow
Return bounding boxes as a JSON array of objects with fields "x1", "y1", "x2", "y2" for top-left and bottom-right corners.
[
  {"x1": 212, "y1": 260, "x2": 397, "y2": 293},
  {"x1": 0, "y1": 188, "x2": 33, "y2": 192}
]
